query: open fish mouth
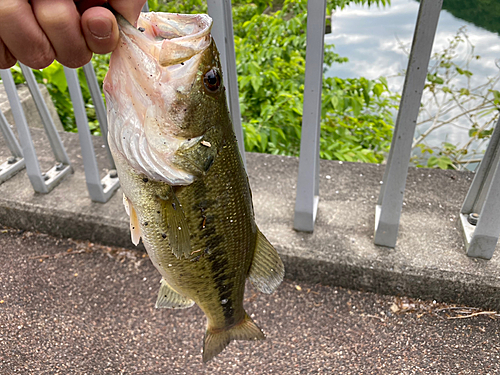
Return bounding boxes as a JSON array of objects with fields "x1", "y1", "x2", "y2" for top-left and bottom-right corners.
[{"x1": 116, "y1": 12, "x2": 212, "y2": 66}]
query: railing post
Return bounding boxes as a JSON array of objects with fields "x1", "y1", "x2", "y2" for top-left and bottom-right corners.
[
  {"x1": 460, "y1": 117, "x2": 500, "y2": 259},
  {"x1": 374, "y1": 0, "x2": 443, "y2": 247},
  {"x1": 293, "y1": 0, "x2": 326, "y2": 232},
  {"x1": 207, "y1": 0, "x2": 246, "y2": 167},
  {"x1": 82, "y1": 62, "x2": 115, "y2": 168},
  {"x1": 19, "y1": 63, "x2": 72, "y2": 168},
  {"x1": 64, "y1": 67, "x2": 119, "y2": 203},
  {"x1": 0, "y1": 110, "x2": 25, "y2": 183}
]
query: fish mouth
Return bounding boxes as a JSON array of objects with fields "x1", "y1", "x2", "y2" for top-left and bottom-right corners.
[{"x1": 116, "y1": 12, "x2": 212, "y2": 66}]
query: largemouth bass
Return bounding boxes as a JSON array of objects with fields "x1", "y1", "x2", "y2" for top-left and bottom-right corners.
[{"x1": 103, "y1": 12, "x2": 284, "y2": 362}]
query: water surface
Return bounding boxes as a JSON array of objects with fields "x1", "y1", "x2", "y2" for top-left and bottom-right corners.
[{"x1": 325, "y1": 0, "x2": 500, "y2": 155}]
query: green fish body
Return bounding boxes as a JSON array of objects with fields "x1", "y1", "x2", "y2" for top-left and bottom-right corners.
[{"x1": 104, "y1": 12, "x2": 284, "y2": 362}]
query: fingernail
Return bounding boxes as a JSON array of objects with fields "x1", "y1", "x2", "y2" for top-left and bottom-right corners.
[{"x1": 88, "y1": 17, "x2": 113, "y2": 39}]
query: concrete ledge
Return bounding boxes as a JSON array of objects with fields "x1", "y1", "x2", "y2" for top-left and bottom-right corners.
[{"x1": 1, "y1": 130, "x2": 499, "y2": 309}]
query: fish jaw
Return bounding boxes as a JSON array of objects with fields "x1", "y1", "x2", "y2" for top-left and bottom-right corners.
[{"x1": 104, "y1": 12, "x2": 223, "y2": 185}]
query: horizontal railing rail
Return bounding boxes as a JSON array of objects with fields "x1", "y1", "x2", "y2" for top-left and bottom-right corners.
[{"x1": 0, "y1": 0, "x2": 498, "y2": 259}]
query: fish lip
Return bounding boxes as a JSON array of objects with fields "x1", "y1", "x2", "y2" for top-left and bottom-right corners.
[{"x1": 116, "y1": 12, "x2": 213, "y2": 66}]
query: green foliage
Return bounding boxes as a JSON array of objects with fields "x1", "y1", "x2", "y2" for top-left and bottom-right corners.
[
  {"x1": 149, "y1": 0, "x2": 207, "y2": 13},
  {"x1": 333, "y1": 0, "x2": 390, "y2": 10},
  {"x1": 237, "y1": 0, "x2": 395, "y2": 161},
  {"x1": 320, "y1": 77, "x2": 396, "y2": 162}
]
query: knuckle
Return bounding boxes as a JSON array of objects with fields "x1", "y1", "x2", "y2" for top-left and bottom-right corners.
[
  {"x1": 35, "y1": 3, "x2": 71, "y2": 30},
  {"x1": 0, "y1": 2, "x2": 21, "y2": 20}
]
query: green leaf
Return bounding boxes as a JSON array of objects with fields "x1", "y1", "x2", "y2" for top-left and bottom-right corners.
[
  {"x1": 260, "y1": 132, "x2": 268, "y2": 152},
  {"x1": 292, "y1": 105, "x2": 303, "y2": 116},
  {"x1": 477, "y1": 129, "x2": 493, "y2": 139},
  {"x1": 378, "y1": 76, "x2": 388, "y2": 88},
  {"x1": 250, "y1": 76, "x2": 262, "y2": 92},
  {"x1": 427, "y1": 156, "x2": 439, "y2": 168},
  {"x1": 427, "y1": 73, "x2": 444, "y2": 84},
  {"x1": 351, "y1": 98, "x2": 362, "y2": 117},
  {"x1": 437, "y1": 156, "x2": 452, "y2": 170},
  {"x1": 373, "y1": 83, "x2": 384, "y2": 96},
  {"x1": 41, "y1": 62, "x2": 68, "y2": 93},
  {"x1": 490, "y1": 90, "x2": 500, "y2": 101},
  {"x1": 442, "y1": 142, "x2": 456, "y2": 151},
  {"x1": 148, "y1": 0, "x2": 158, "y2": 9}
]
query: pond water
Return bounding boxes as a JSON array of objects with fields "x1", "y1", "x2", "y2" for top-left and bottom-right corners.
[{"x1": 325, "y1": 0, "x2": 500, "y2": 165}]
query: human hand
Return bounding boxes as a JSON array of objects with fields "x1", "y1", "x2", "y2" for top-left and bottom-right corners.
[{"x1": 0, "y1": 0, "x2": 146, "y2": 69}]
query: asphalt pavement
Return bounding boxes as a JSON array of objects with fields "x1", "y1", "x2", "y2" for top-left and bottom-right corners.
[{"x1": 0, "y1": 227, "x2": 499, "y2": 374}]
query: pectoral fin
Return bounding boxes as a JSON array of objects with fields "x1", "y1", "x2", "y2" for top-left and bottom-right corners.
[
  {"x1": 129, "y1": 202, "x2": 142, "y2": 246},
  {"x1": 156, "y1": 187, "x2": 191, "y2": 259},
  {"x1": 123, "y1": 194, "x2": 141, "y2": 245},
  {"x1": 248, "y1": 229, "x2": 284, "y2": 294},
  {"x1": 156, "y1": 278, "x2": 194, "y2": 309}
]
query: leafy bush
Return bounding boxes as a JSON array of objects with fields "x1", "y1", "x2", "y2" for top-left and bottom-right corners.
[
  {"x1": 320, "y1": 77, "x2": 396, "y2": 162},
  {"x1": 242, "y1": 0, "x2": 395, "y2": 161},
  {"x1": 410, "y1": 27, "x2": 500, "y2": 170}
]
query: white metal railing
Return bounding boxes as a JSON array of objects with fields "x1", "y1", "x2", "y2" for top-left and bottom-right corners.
[
  {"x1": 0, "y1": 0, "x2": 499, "y2": 259},
  {"x1": 0, "y1": 66, "x2": 72, "y2": 193}
]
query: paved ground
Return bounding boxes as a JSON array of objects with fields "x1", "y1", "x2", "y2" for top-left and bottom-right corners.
[{"x1": 1, "y1": 228, "x2": 499, "y2": 374}]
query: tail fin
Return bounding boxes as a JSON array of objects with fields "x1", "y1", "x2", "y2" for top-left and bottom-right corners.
[{"x1": 202, "y1": 312, "x2": 265, "y2": 363}]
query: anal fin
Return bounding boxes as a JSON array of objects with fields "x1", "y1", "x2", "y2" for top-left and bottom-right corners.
[
  {"x1": 157, "y1": 187, "x2": 191, "y2": 259},
  {"x1": 156, "y1": 278, "x2": 194, "y2": 309},
  {"x1": 248, "y1": 229, "x2": 284, "y2": 294},
  {"x1": 203, "y1": 312, "x2": 265, "y2": 363}
]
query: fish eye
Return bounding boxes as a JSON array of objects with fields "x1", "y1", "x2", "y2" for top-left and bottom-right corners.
[{"x1": 203, "y1": 69, "x2": 221, "y2": 93}]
